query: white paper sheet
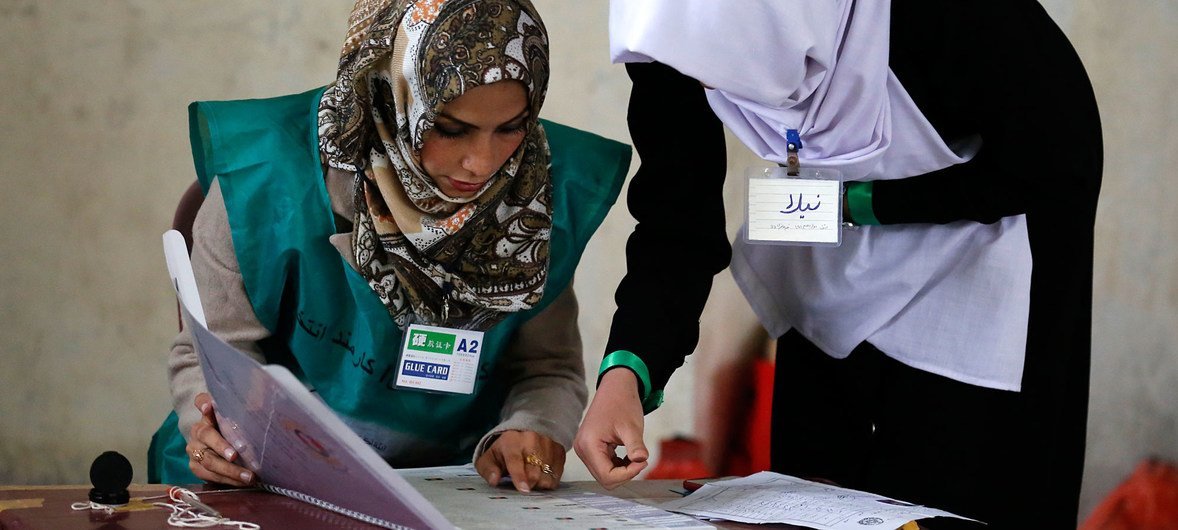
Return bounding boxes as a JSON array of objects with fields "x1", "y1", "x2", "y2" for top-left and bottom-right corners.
[
  {"x1": 163, "y1": 230, "x2": 206, "y2": 327},
  {"x1": 660, "y1": 472, "x2": 976, "y2": 529}
]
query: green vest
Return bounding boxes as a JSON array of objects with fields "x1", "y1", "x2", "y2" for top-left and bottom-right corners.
[{"x1": 148, "y1": 87, "x2": 629, "y2": 484}]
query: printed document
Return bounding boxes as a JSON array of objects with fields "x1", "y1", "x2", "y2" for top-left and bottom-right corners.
[{"x1": 660, "y1": 472, "x2": 975, "y2": 529}]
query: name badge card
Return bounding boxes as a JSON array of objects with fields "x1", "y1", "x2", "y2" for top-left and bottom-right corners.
[
  {"x1": 745, "y1": 167, "x2": 844, "y2": 246},
  {"x1": 395, "y1": 323, "x2": 484, "y2": 395}
]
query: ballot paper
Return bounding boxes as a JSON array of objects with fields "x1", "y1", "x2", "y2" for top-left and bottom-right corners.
[
  {"x1": 659, "y1": 472, "x2": 976, "y2": 529},
  {"x1": 401, "y1": 465, "x2": 714, "y2": 530}
]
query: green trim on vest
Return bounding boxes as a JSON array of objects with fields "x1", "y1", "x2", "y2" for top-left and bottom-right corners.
[{"x1": 150, "y1": 87, "x2": 630, "y2": 484}]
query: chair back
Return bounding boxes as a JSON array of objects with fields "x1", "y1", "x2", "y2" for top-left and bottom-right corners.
[
  {"x1": 172, "y1": 181, "x2": 204, "y2": 328},
  {"x1": 173, "y1": 181, "x2": 205, "y2": 254}
]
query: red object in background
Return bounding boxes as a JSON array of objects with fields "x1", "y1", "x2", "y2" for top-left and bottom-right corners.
[
  {"x1": 744, "y1": 358, "x2": 774, "y2": 473},
  {"x1": 1080, "y1": 459, "x2": 1178, "y2": 530},
  {"x1": 721, "y1": 358, "x2": 775, "y2": 477},
  {"x1": 644, "y1": 437, "x2": 713, "y2": 480}
]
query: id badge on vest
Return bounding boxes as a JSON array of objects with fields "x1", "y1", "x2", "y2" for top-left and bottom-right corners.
[
  {"x1": 744, "y1": 129, "x2": 846, "y2": 247},
  {"x1": 395, "y1": 322, "x2": 483, "y2": 395}
]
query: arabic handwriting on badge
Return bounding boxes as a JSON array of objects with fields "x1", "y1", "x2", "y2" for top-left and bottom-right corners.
[
  {"x1": 780, "y1": 194, "x2": 821, "y2": 218},
  {"x1": 803, "y1": 195, "x2": 821, "y2": 218},
  {"x1": 781, "y1": 194, "x2": 798, "y2": 214}
]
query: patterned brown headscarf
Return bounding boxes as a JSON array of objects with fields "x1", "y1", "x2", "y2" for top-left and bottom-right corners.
[{"x1": 318, "y1": 0, "x2": 551, "y2": 330}]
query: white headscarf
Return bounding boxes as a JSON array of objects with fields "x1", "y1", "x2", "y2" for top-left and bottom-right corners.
[
  {"x1": 610, "y1": 0, "x2": 1035, "y2": 391},
  {"x1": 611, "y1": 0, "x2": 941, "y2": 179}
]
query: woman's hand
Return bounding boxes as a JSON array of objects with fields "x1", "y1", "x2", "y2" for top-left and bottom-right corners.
[
  {"x1": 573, "y1": 368, "x2": 649, "y2": 489},
  {"x1": 186, "y1": 392, "x2": 254, "y2": 487},
  {"x1": 474, "y1": 430, "x2": 565, "y2": 493}
]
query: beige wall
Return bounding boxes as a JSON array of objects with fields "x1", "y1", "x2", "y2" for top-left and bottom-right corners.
[
  {"x1": 1, "y1": 0, "x2": 1174, "y2": 521},
  {"x1": 1048, "y1": 0, "x2": 1178, "y2": 517}
]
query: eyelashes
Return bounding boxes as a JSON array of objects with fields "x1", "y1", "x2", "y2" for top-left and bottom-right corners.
[
  {"x1": 497, "y1": 122, "x2": 528, "y2": 135},
  {"x1": 431, "y1": 119, "x2": 529, "y2": 139},
  {"x1": 432, "y1": 125, "x2": 468, "y2": 139}
]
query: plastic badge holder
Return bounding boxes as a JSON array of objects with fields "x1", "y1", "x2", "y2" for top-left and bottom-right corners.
[
  {"x1": 392, "y1": 315, "x2": 483, "y2": 397},
  {"x1": 744, "y1": 166, "x2": 845, "y2": 247}
]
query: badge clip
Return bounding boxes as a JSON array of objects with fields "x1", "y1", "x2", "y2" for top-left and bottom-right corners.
[{"x1": 785, "y1": 129, "x2": 803, "y2": 176}]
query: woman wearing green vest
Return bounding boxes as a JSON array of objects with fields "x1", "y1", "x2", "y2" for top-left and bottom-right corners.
[{"x1": 149, "y1": 0, "x2": 629, "y2": 494}]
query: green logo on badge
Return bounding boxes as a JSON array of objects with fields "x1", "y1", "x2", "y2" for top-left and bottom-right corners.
[{"x1": 408, "y1": 330, "x2": 455, "y2": 355}]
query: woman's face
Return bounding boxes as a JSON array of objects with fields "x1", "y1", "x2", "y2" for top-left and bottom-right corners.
[{"x1": 420, "y1": 80, "x2": 530, "y2": 199}]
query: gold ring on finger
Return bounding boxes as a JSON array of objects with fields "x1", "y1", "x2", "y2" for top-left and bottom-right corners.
[
  {"x1": 525, "y1": 453, "x2": 544, "y2": 468},
  {"x1": 540, "y1": 463, "x2": 554, "y2": 477},
  {"x1": 191, "y1": 447, "x2": 207, "y2": 463}
]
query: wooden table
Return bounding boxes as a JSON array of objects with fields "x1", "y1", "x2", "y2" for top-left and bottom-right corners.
[
  {"x1": 0, "y1": 482, "x2": 916, "y2": 529},
  {"x1": 3, "y1": 484, "x2": 385, "y2": 529}
]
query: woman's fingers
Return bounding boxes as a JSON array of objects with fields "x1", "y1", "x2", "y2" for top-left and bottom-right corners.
[
  {"x1": 194, "y1": 392, "x2": 214, "y2": 414},
  {"x1": 188, "y1": 429, "x2": 254, "y2": 486},
  {"x1": 190, "y1": 416, "x2": 238, "y2": 462},
  {"x1": 530, "y1": 434, "x2": 563, "y2": 491},
  {"x1": 503, "y1": 445, "x2": 535, "y2": 493},
  {"x1": 573, "y1": 371, "x2": 648, "y2": 489},
  {"x1": 479, "y1": 430, "x2": 568, "y2": 492},
  {"x1": 539, "y1": 441, "x2": 565, "y2": 490},
  {"x1": 474, "y1": 449, "x2": 504, "y2": 487},
  {"x1": 190, "y1": 396, "x2": 238, "y2": 465},
  {"x1": 186, "y1": 442, "x2": 253, "y2": 486},
  {"x1": 188, "y1": 392, "x2": 253, "y2": 486}
]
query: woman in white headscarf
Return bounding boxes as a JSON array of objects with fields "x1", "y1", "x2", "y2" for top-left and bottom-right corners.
[{"x1": 576, "y1": 1, "x2": 1101, "y2": 527}]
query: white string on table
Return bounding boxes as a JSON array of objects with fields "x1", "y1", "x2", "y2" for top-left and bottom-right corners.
[
  {"x1": 70, "y1": 500, "x2": 117, "y2": 515},
  {"x1": 150, "y1": 486, "x2": 261, "y2": 529}
]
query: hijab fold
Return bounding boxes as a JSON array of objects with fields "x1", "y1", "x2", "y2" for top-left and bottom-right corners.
[
  {"x1": 609, "y1": 0, "x2": 964, "y2": 180},
  {"x1": 319, "y1": 0, "x2": 552, "y2": 330}
]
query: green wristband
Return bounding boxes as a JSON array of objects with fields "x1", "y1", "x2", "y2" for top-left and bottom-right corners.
[
  {"x1": 846, "y1": 181, "x2": 881, "y2": 226},
  {"x1": 599, "y1": 350, "x2": 664, "y2": 414}
]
